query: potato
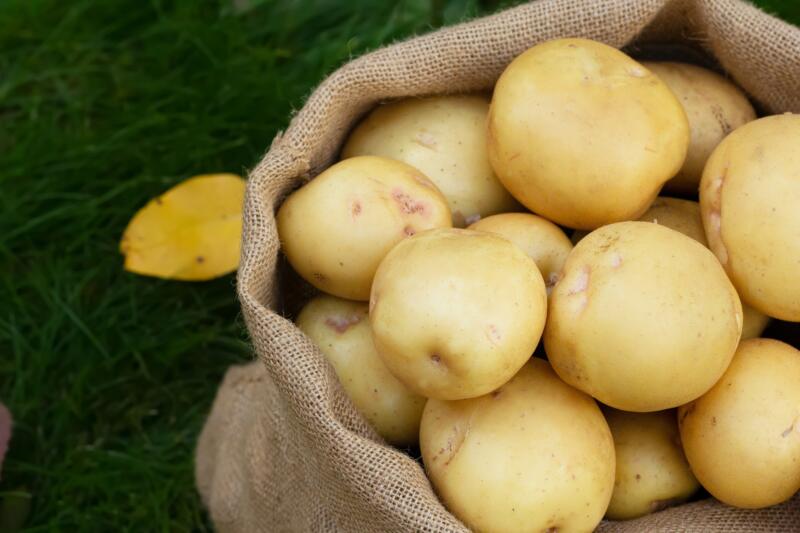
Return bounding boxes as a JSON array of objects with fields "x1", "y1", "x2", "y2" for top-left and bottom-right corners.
[
  {"x1": 679, "y1": 339, "x2": 800, "y2": 508},
  {"x1": 296, "y1": 295, "x2": 425, "y2": 446},
  {"x1": 421, "y1": 358, "x2": 615, "y2": 533},
  {"x1": 604, "y1": 408, "x2": 699, "y2": 520},
  {"x1": 700, "y1": 114, "x2": 800, "y2": 322},
  {"x1": 468, "y1": 213, "x2": 572, "y2": 289},
  {"x1": 277, "y1": 155, "x2": 451, "y2": 300},
  {"x1": 637, "y1": 197, "x2": 769, "y2": 339},
  {"x1": 488, "y1": 38, "x2": 689, "y2": 229},
  {"x1": 545, "y1": 221, "x2": 742, "y2": 412},
  {"x1": 643, "y1": 62, "x2": 756, "y2": 195},
  {"x1": 741, "y1": 304, "x2": 771, "y2": 341},
  {"x1": 342, "y1": 95, "x2": 519, "y2": 227},
  {"x1": 370, "y1": 228, "x2": 546, "y2": 400}
]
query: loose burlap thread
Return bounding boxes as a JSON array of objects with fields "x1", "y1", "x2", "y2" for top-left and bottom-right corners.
[{"x1": 195, "y1": 0, "x2": 800, "y2": 531}]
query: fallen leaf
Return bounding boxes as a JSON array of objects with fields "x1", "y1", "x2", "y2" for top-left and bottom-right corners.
[
  {"x1": 120, "y1": 174, "x2": 245, "y2": 281},
  {"x1": 0, "y1": 403, "x2": 11, "y2": 480}
]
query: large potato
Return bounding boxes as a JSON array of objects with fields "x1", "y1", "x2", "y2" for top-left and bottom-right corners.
[
  {"x1": 604, "y1": 408, "x2": 699, "y2": 520},
  {"x1": 468, "y1": 213, "x2": 572, "y2": 289},
  {"x1": 421, "y1": 358, "x2": 615, "y2": 533},
  {"x1": 545, "y1": 221, "x2": 742, "y2": 411},
  {"x1": 700, "y1": 114, "x2": 800, "y2": 322},
  {"x1": 643, "y1": 62, "x2": 756, "y2": 195},
  {"x1": 296, "y1": 295, "x2": 426, "y2": 446},
  {"x1": 488, "y1": 38, "x2": 689, "y2": 229},
  {"x1": 370, "y1": 228, "x2": 546, "y2": 400},
  {"x1": 637, "y1": 197, "x2": 769, "y2": 339},
  {"x1": 342, "y1": 95, "x2": 519, "y2": 227},
  {"x1": 679, "y1": 339, "x2": 800, "y2": 508},
  {"x1": 277, "y1": 156, "x2": 451, "y2": 300}
]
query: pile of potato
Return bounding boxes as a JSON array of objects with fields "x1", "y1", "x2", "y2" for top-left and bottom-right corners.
[{"x1": 278, "y1": 38, "x2": 800, "y2": 532}]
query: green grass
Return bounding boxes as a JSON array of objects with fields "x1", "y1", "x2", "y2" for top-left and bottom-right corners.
[{"x1": 0, "y1": 0, "x2": 797, "y2": 530}]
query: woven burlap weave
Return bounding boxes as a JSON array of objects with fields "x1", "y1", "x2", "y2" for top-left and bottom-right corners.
[{"x1": 195, "y1": 0, "x2": 800, "y2": 530}]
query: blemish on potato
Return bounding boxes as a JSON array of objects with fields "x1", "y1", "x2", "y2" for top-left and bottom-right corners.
[
  {"x1": 708, "y1": 212, "x2": 728, "y2": 264},
  {"x1": 711, "y1": 103, "x2": 732, "y2": 135},
  {"x1": 413, "y1": 130, "x2": 438, "y2": 150},
  {"x1": 441, "y1": 420, "x2": 469, "y2": 466},
  {"x1": 464, "y1": 213, "x2": 481, "y2": 225},
  {"x1": 485, "y1": 324, "x2": 502, "y2": 345},
  {"x1": 351, "y1": 200, "x2": 362, "y2": 217},
  {"x1": 411, "y1": 172, "x2": 436, "y2": 190},
  {"x1": 392, "y1": 188, "x2": 428, "y2": 216},
  {"x1": 679, "y1": 403, "x2": 696, "y2": 425},
  {"x1": 782, "y1": 423, "x2": 794, "y2": 438},
  {"x1": 610, "y1": 252, "x2": 623, "y2": 268},
  {"x1": 708, "y1": 171, "x2": 730, "y2": 264},
  {"x1": 403, "y1": 225, "x2": 416, "y2": 237},
  {"x1": 627, "y1": 65, "x2": 647, "y2": 78},
  {"x1": 312, "y1": 272, "x2": 327, "y2": 283},
  {"x1": 567, "y1": 267, "x2": 591, "y2": 295},
  {"x1": 325, "y1": 314, "x2": 363, "y2": 334}
]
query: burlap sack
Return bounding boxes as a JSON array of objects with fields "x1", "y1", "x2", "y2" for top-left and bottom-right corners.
[{"x1": 195, "y1": 0, "x2": 800, "y2": 530}]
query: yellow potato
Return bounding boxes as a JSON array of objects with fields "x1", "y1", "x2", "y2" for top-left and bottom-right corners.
[
  {"x1": 468, "y1": 213, "x2": 572, "y2": 289},
  {"x1": 277, "y1": 156, "x2": 451, "y2": 300},
  {"x1": 488, "y1": 38, "x2": 689, "y2": 229},
  {"x1": 679, "y1": 339, "x2": 800, "y2": 508},
  {"x1": 700, "y1": 114, "x2": 800, "y2": 322},
  {"x1": 421, "y1": 358, "x2": 615, "y2": 533},
  {"x1": 637, "y1": 197, "x2": 707, "y2": 242},
  {"x1": 296, "y1": 295, "x2": 425, "y2": 446},
  {"x1": 741, "y1": 304, "x2": 771, "y2": 341},
  {"x1": 545, "y1": 221, "x2": 742, "y2": 412},
  {"x1": 637, "y1": 197, "x2": 769, "y2": 339},
  {"x1": 604, "y1": 408, "x2": 699, "y2": 520},
  {"x1": 370, "y1": 228, "x2": 546, "y2": 400},
  {"x1": 342, "y1": 95, "x2": 519, "y2": 227},
  {"x1": 643, "y1": 62, "x2": 756, "y2": 195}
]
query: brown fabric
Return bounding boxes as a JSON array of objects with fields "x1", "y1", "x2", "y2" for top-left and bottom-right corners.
[{"x1": 195, "y1": 0, "x2": 800, "y2": 531}]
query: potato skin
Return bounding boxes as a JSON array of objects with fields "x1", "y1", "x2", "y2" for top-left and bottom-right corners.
[
  {"x1": 370, "y1": 228, "x2": 546, "y2": 400},
  {"x1": 468, "y1": 212, "x2": 572, "y2": 289},
  {"x1": 421, "y1": 358, "x2": 615, "y2": 533},
  {"x1": 643, "y1": 62, "x2": 755, "y2": 195},
  {"x1": 678, "y1": 339, "x2": 800, "y2": 508},
  {"x1": 342, "y1": 95, "x2": 519, "y2": 227},
  {"x1": 637, "y1": 197, "x2": 769, "y2": 339},
  {"x1": 700, "y1": 114, "x2": 800, "y2": 322},
  {"x1": 545, "y1": 221, "x2": 742, "y2": 412},
  {"x1": 276, "y1": 155, "x2": 451, "y2": 300},
  {"x1": 488, "y1": 38, "x2": 689, "y2": 230},
  {"x1": 296, "y1": 295, "x2": 425, "y2": 446},
  {"x1": 604, "y1": 408, "x2": 699, "y2": 520}
]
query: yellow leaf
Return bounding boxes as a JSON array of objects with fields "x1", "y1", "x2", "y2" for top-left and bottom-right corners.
[{"x1": 120, "y1": 173, "x2": 245, "y2": 281}]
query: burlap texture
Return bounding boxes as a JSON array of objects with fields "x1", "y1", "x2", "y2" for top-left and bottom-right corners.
[{"x1": 195, "y1": 0, "x2": 800, "y2": 530}]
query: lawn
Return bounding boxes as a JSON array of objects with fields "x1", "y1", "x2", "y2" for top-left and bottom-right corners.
[{"x1": 1, "y1": 0, "x2": 798, "y2": 531}]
